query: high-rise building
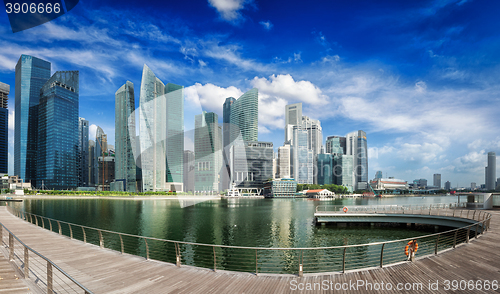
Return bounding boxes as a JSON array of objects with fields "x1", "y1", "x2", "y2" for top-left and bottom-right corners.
[
  {"x1": 325, "y1": 136, "x2": 345, "y2": 155},
  {"x1": 95, "y1": 126, "x2": 107, "y2": 188},
  {"x1": 292, "y1": 127, "x2": 313, "y2": 184},
  {"x1": 37, "y1": 71, "x2": 79, "y2": 189},
  {"x1": 317, "y1": 153, "x2": 333, "y2": 185},
  {"x1": 0, "y1": 82, "x2": 9, "y2": 174},
  {"x1": 445, "y1": 181, "x2": 451, "y2": 190},
  {"x1": 165, "y1": 83, "x2": 184, "y2": 191},
  {"x1": 78, "y1": 118, "x2": 89, "y2": 186},
  {"x1": 277, "y1": 144, "x2": 291, "y2": 178},
  {"x1": 194, "y1": 111, "x2": 222, "y2": 192},
  {"x1": 14, "y1": 55, "x2": 51, "y2": 185},
  {"x1": 221, "y1": 97, "x2": 236, "y2": 191},
  {"x1": 98, "y1": 156, "x2": 115, "y2": 191},
  {"x1": 375, "y1": 171, "x2": 383, "y2": 179},
  {"x1": 285, "y1": 103, "x2": 302, "y2": 143},
  {"x1": 433, "y1": 173, "x2": 441, "y2": 189},
  {"x1": 115, "y1": 81, "x2": 136, "y2": 192},
  {"x1": 334, "y1": 154, "x2": 354, "y2": 191},
  {"x1": 471, "y1": 182, "x2": 476, "y2": 190},
  {"x1": 229, "y1": 88, "x2": 258, "y2": 143},
  {"x1": 88, "y1": 140, "x2": 96, "y2": 186},
  {"x1": 183, "y1": 150, "x2": 195, "y2": 192},
  {"x1": 346, "y1": 130, "x2": 368, "y2": 190},
  {"x1": 486, "y1": 151, "x2": 496, "y2": 190},
  {"x1": 231, "y1": 141, "x2": 273, "y2": 191},
  {"x1": 301, "y1": 116, "x2": 323, "y2": 157}
]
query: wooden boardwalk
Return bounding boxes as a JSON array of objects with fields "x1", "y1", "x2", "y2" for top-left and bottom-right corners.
[{"x1": 0, "y1": 207, "x2": 499, "y2": 293}]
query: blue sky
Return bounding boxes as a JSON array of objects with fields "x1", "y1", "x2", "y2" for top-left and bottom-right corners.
[{"x1": 1, "y1": 0, "x2": 500, "y2": 187}]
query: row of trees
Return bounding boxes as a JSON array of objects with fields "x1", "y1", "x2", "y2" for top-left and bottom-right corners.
[
  {"x1": 24, "y1": 190, "x2": 177, "y2": 196},
  {"x1": 296, "y1": 184, "x2": 349, "y2": 194}
]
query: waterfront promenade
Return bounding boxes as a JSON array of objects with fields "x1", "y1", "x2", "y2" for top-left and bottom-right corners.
[{"x1": 0, "y1": 207, "x2": 499, "y2": 293}]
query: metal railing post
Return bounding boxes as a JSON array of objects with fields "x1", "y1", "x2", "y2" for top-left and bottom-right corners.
[
  {"x1": 435, "y1": 235, "x2": 439, "y2": 255},
  {"x1": 0, "y1": 224, "x2": 2, "y2": 241},
  {"x1": 453, "y1": 231, "x2": 457, "y2": 248},
  {"x1": 69, "y1": 224, "x2": 73, "y2": 239},
  {"x1": 49, "y1": 220, "x2": 52, "y2": 232},
  {"x1": 213, "y1": 246, "x2": 216, "y2": 271},
  {"x1": 24, "y1": 247, "x2": 29, "y2": 278},
  {"x1": 99, "y1": 230, "x2": 103, "y2": 248},
  {"x1": 342, "y1": 247, "x2": 346, "y2": 273},
  {"x1": 175, "y1": 243, "x2": 181, "y2": 267},
  {"x1": 466, "y1": 227, "x2": 470, "y2": 243},
  {"x1": 57, "y1": 221, "x2": 62, "y2": 235},
  {"x1": 472, "y1": 210, "x2": 476, "y2": 220},
  {"x1": 298, "y1": 250, "x2": 303, "y2": 277},
  {"x1": 82, "y1": 227, "x2": 86, "y2": 243},
  {"x1": 120, "y1": 234, "x2": 124, "y2": 253},
  {"x1": 475, "y1": 224, "x2": 479, "y2": 238},
  {"x1": 42, "y1": 218, "x2": 45, "y2": 229},
  {"x1": 467, "y1": 210, "x2": 470, "y2": 219},
  {"x1": 35, "y1": 216, "x2": 38, "y2": 226},
  {"x1": 9, "y1": 233, "x2": 14, "y2": 261},
  {"x1": 380, "y1": 243, "x2": 385, "y2": 268},
  {"x1": 144, "y1": 238, "x2": 149, "y2": 260},
  {"x1": 47, "y1": 261, "x2": 53, "y2": 294},
  {"x1": 255, "y1": 249, "x2": 258, "y2": 275}
]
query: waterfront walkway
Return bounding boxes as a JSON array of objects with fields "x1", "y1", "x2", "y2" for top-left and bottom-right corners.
[{"x1": 0, "y1": 207, "x2": 499, "y2": 293}]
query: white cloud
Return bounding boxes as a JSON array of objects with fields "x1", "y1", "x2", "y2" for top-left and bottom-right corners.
[
  {"x1": 184, "y1": 83, "x2": 243, "y2": 116},
  {"x1": 259, "y1": 20, "x2": 273, "y2": 30},
  {"x1": 202, "y1": 42, "x2": 272, "y2": 72},
  {"x1": 415, "y1": 80, "x2": 427, "y2": 93},
  {"x1": 321, "y1": 55, "x2": 340, "y2": 63},
  {"x1": 89, "y1": 124, "x2": 98, "y2": 140},
  {"x1": 208, "y1": 0, "x2": 250, "y2": 22},
  {"x1": 8, "y1": 109, "x2": 14, "y2": 131}
]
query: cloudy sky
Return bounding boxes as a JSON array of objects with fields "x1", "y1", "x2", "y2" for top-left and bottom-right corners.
[{"x1": 1, "y1": 0, "x2": 499, "y2": 187}]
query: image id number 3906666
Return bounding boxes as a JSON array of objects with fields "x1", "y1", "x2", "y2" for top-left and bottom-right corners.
[
  {"x1": 443, "y1": 280, "x2": 498, "y2": 291},
  {"x1": 6, "y1": 2, "x2": 60, "y2": 14}
]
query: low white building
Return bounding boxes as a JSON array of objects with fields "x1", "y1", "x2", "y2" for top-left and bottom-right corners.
[
  {"x1": 370, "y1": 178, "x2": 408, "y2": 191},
  {"x1": 306, "y1": 189, "x2": 335, "y2": 198}
]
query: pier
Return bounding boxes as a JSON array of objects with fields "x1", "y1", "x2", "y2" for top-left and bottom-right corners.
[{"x1": 0, "y1": 206, "x2": 499, "y2": 293}]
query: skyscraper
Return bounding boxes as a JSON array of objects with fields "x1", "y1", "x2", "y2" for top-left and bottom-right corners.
[
  {"x1": 95, "y1": 126, "x2": 107, "y2": 188},
  {"x1": 37, "y1": 71, "x2": 79, "y2": 189},
  {"x1": 222, "y1": 97, "x2": 236, "y2": 191},
  {"x1": 0, "y1": 82, "x2": 9, "y2": 174},
  {"x1": 194, "y1": 111, "x2": 222, "y2": 192},
  {"x1": 325, "y1": 136, "x2": 345, "y2": 155},
  {"x1": 229, "y1": 88, "x2": 258, "y2": 143},
  {"x1": 486, "y1": 151, "x2": 496, "y2": 190},
  {"x1": 292, "y1": 127, "x2": 313, "y2": 184},
  {"x1": 445, "y1": 181, "x2": 451, "y2": 191},
  {"x1": 115, "y1": 81, "x2": 136, "y2": 192},
  {"x1": 165, "y1": 83, "x2": 184, "y2": 191},
  {"x1": 14, "y1": 55, "x2": 51, "y2": 184},
  {"x1": 433, "y1": 173, "x2": 441, "y2": 189},
  {"x1": 277, "y1": 144, "x2": 291, "y2": 178},
  {"x1": 88, "y1": 140, "x2": 96, "y2": 186},
  {"x1": 78, "y1": 118, "x2": 89, "y2": 186},
  {"x1": 375, "y1": 171, "x2": 383, "y2": 179},
  {"x1": 317, "y1": 153, "x2": 333, "y2": 185},
  {"x1": 346, "y1": 130, "x2": 368, "y2": 190},
  {"x1": 285, "y1": 103, "x2": 302, "y2": 143},
  {"x1": 301, "y1": 116, "x2": 323, "y2": 157},
  {"x1": 183, "y1": 150, "x2": 195, "y2": 192}
]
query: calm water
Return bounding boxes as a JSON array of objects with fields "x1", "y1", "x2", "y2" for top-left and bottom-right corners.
[{"x1": 17, "y1": 195, "x2": 459, "y2": 248}]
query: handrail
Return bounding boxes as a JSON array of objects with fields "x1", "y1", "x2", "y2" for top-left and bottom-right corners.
[
  {"x1": 315, "y1": 203, "x2": 466, "y2": 213},
  {"x1": 0, "y1": 218, "x2": 93, "y2": 293},
  {"x1": 6, "y1": 205, "x2": 492, "y2": 275}
]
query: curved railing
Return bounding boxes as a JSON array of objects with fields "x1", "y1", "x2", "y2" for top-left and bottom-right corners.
[
  {"x1": 315, "y1": 202, "x2": 467, "y2": 213},
  {"x1": 0, "y1": 217, "x2": 93, "y2": 293},
  {"x1": 6, "y1": 205, "x2": 491, "y2": 276}
]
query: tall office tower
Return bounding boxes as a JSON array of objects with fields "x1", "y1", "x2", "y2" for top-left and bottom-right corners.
[
  {"x1": 165, "y1": 83, "x2": 184, "y2": 192},
  {"x1": 317, "y1": 153, "x2": 333, "y2": 185},
  {"x1": 325, "y1": 136, "x2": 346, "y2": 155},
  {"x1": 14, "y1": 55, "x2": 51, "y2": 184},
  {"x1": 471, "y1": 182, "x2": 476, "y2": 190},
  {"x1": 221, "y1": 97, "x2": 236, "y2": 191},
  {"x1": 375, "y1": 171, "x2": 383, "y2": 179},
  {"x1": 194, "y1": 112, "x2": 222, "y2": 192},
  {"x1": 0, "y1": 82, "x2": 9, "y2": 173},
  {"x1": 433, "y1": 173, "x2": 441, "y2": 188},
  {"x1": 445, "y1": 181, "x2": 451, "y2": 190},
  {"x1": 301, "y1": 116, "x2": 322, "y2": 156},
  {"x1": 88, "y1": 140, "x2": 96, "y2": 186},
  {"x1": 37, "y1": 71, "x2": 79, "y2": 189},
  {"x1": 183, "y1": 150, "x2": 195, "y2": 192},
  {"x1": 292, "y1": 127, "x2": 313, "y2": 184},
  {"x1": 95, "y1": 126, "x2": 107, "y2": 188},
  {"x1": 278, "y1": 144, "x2": 291, "y2": 178},
  {"x1": 98, "y1": 156, "x2": 115, "y2": 190},
  {"x1": 486, "y1": 151, "x2": 496, "y2": 190},
  {"x1": 346, "y1": 130, "x2": 368, "y2": 190},
  {"x1": 115, "y1": 81, "x2": 136, "y2": 192},
  {"x1": 229, "y1": 88, "x2": 258, "y2": 143},
  {"x1": 285, "y1": 103, "x2": 302, "y2": 143},
  {"x1": 78, "y1": 118, "x2": 89, "y2": 186},
  {"x1": 334, "y1": 154, "x2": 354, "y2": 190},
  {"x1": 139, "y1": 64, "x2": 166, "y2": 192}
]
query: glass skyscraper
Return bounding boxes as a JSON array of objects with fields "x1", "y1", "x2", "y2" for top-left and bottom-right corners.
[
  {"x1": 317, "y1": 153, "x2": 333, "y2": 185},
  {"x1": 229, "y1": 88, "x2": 258, "y2": 143},
  {"x1": 15, "y1": 55, "x2": 51, "y2": 184},
  {"x1": 292, "y1": 127, "x2": 313, "y2": 184},
  {"x1": 0, "y1": 82, "x2": 9, "y2": 174},
  {"x1": 139, "y1": 65, "x2": 184, "y2": 192},
  {"x1": 37, "y1": 71, "x2": 79, "y2": 189},
  {"x1": 346, "y1": 130, "x2": 368, "y2": 190},
  {"x1": 194, "y1": 111, "x2": 222, "y2": 192},
  {"x1": 78, "y1": 117, "x2": 89, "y2": 186},
  {"x1": 115, "y1": 81, "x2": 136, "y2": 192}
]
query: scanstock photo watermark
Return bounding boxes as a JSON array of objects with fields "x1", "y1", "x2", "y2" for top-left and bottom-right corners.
[{"x1": 290, "y1": 279, "x2": 499, "y2": 292}]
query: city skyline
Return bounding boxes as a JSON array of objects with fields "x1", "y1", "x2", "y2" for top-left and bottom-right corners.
[{"x1": 1, "y1": 0, "x2": 500, "y2": 186}]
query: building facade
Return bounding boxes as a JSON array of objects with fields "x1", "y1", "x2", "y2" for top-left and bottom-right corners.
[
  {"x1": 292, "y1": 127, "x2": 313, "y2": 184},
  {"x1": 194, "y1": 112, "x2": 222, "y2": 193},
  {"x1": 263, "y1": 178, "x2": 297, "y2": 197},
  {"x1": 325, "y1": 135, "x2": 345, "y2": 155},
  {"x1": 445, "y1": 181, "x2": 451, "y2": 190},
  {"x1": 229, "y1": 88, "x2": 258, "y2": 143},
  {"x1": 486, "y1": 152, "x2": 496, "y2": 190},
  {"x1": 165, "y1": 83, "x2": 184, "y2": 191},
  {"x1": 433, "y1": 173, "x2": 441, "y2": 189},
  {"x1": 231, "y1": 141, "x2": 273, "y2": 193},
  {"x1": 346, "y1": 130, "x2": 368, "y2": 190},
  {"x1": 115, "y1": 81, "x2": 136, "y2": 192},
  {"x1": 37, "y1": 71, "x2": 79, "y2": 189},
  {"x1": 285, "y1": 103, "x2": 302, "y2": 143},
  {"x1": 183, "y1": 150, "x2": 195, "y2": 192},
  {"x1": 78, "y1": 118, "x2": 89, "y2": 186},
  {"x1": 277, "y1": 144, "x2": 291, "y2": 178},
  {"x1": 0, "y1": 82, "x2": 9, "y2": 173},
  {"x1": 317, "y1": 153, "x2": 333, "y2": 185},
  {"x1": 15, "y1": 55, "x2": 51, "y2": 185}
]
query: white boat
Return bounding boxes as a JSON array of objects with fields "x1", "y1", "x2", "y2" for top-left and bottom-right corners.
[{"x1": 226, "y1": 183, "x2": 240, "y2": 197}]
